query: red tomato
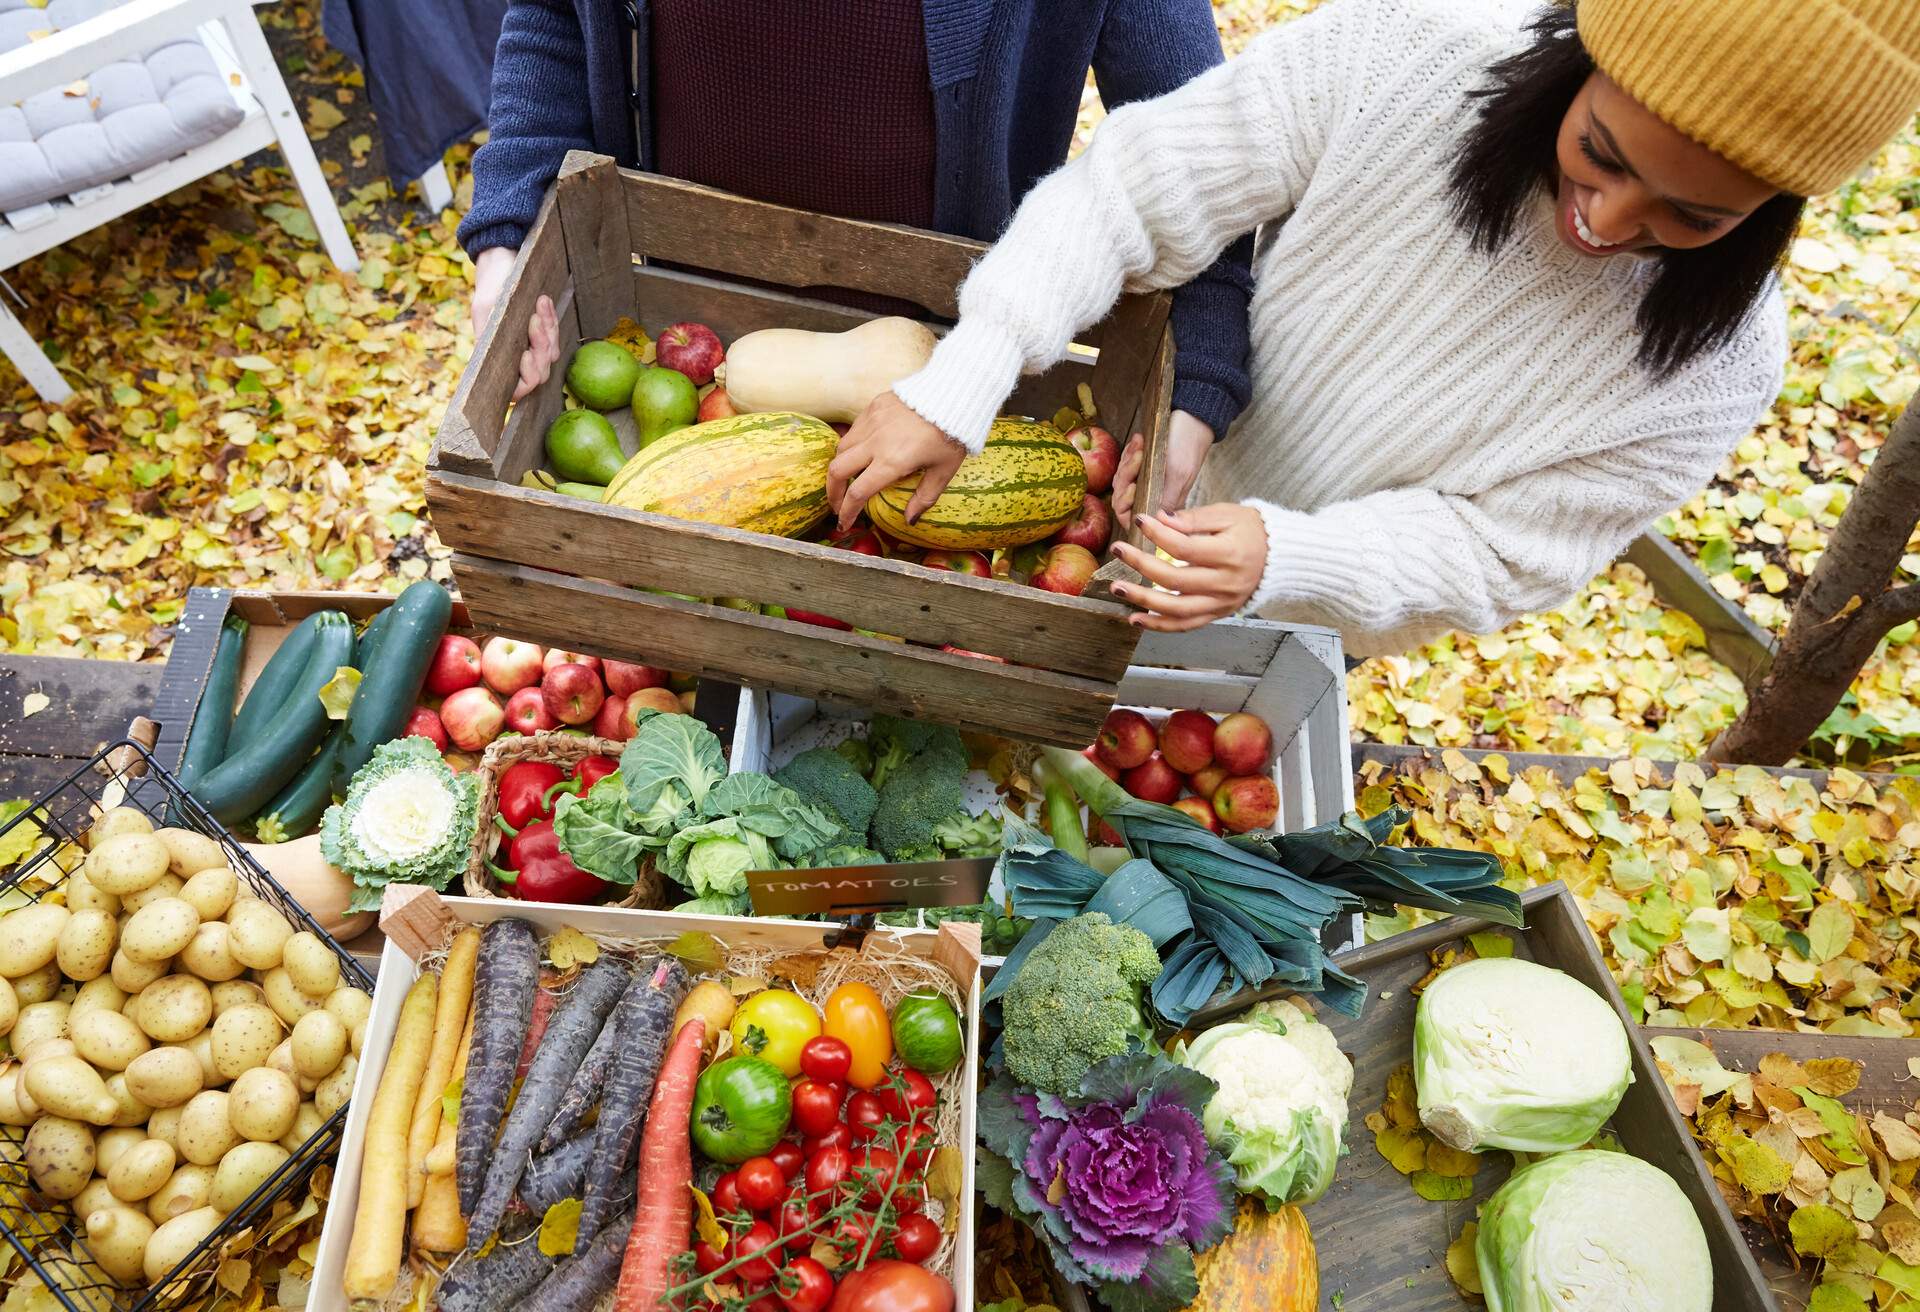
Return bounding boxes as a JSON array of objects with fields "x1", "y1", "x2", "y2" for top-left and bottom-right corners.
[
  {"x1": 852, "y1": 1145, "x2": 899, "y2": 1208},
  {"x1": 777, "y1": 1257, "x2": 835, "y2": 1312},
  {"x1": 823, "y1": 1214, "x2": 873, "y2": 1265},
  {"x1": 791, "y1": 1079, "x2": 844, "y2": 1139},
  {"x1": 804, "y1": 1143, "x2": 850, "y2": 1196},
  {"x1": 745, "y1": 1293, "x2": 781, "y2": 1312},
  {"x1": 878, "y1": 1069, "x2": 937, "y2": 1122},
  {"x1": 892, "y1": 1122, "x2": 936, "y2": 1176},
  {"x1": 736, "y1": 1156, "x2": 786, "y2": 1212},
  {"x1": 712, "y1": 1172, "x2": 743, "y2": 1216},
  {"x1": 768, "y1": 1141, "x2": 805, "y2": 1181},
  {"x1": 775, "y1": 1187, "x2": 818, "y2": 1253},
  {"x1": 694, "y1": 1239, "x2": 728, "y2": 1274},
  {"x1": 892, "y1": 1213, "x2": 940, "y2": 1264},
  {"x1": 735, "y1": 1221, "x2": 780, "y2": 1285},
  {"x1": 828, "y1": 1260, "x2": 955, "y2": 1312},
  {"x1": 845, "y1": 1092, "x2": 886, "y2": 1144},
  {"x1": 799, "y1": 1036, "x2": 852, "y2": 1084},
  {"x1": 802, "y1": 1123, "x2": 852, "y2": 1156},
  {"x1": 890, "y1": 1179, "x2": 928, "y2": 1215}
]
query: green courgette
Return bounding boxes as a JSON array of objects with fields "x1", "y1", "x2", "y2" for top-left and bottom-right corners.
[
  {"x1": 174, "y1": 614, "x2": 248, "y2": 791},
  {"x1": 252, "y1": 735, "x2": 344, "y2": 843},
  {"x1": 226, "y1": 610, "x2": 330, "y2": 757},
  {"x1": 192, "y1": 612, "x2": 356, "y2": 824},
  {"x1": 331, "y1": 580, "x2": 452, "y2": 796}
]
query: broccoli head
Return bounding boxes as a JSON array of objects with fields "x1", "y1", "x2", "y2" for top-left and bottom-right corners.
[
  {"x1": 1000, "y1": 912, "x2": 1162, "y2": 1094},
  {"x1": 774, "y1": 746, "x2": 879, "y2": 840},
  {"x1": 869, "y1": 741, "x2": 968, "y2": 860},
  {"x1": 868, "y1": 715, "x2": 966, "y2": 791},
  {"x1": 933, "y1": 809, "x2": 1000, "y2": 858}
]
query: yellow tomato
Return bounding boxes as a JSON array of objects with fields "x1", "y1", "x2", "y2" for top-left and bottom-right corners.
[
  {"x1": 822, "y1": 982, "x2": 893, "y2": 1089},
  {"x1": 729, "y1": 989, "x2": 821, "y2": 1077}
]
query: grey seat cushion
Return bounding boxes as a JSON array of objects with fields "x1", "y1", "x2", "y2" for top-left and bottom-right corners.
[{"x1": 0, "y1": 0, "x2": 246, "y2": 213}]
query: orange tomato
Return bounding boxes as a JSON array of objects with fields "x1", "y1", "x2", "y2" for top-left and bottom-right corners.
[{"x1": 821, "y1": 982, "x2": 892, "y2": 1088}]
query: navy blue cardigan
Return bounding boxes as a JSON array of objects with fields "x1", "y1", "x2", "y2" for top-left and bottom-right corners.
[{"x1": 459, "y1": 0, "x2": 1254, "y2": 435}]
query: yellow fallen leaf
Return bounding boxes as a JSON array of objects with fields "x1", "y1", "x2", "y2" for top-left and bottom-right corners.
[
  {"x1": 539, "y1": 1198, "x2": 581, "y2": 1256},
  {"x1": 689, "y1": 1184, "x2": 728, "y2": 1249},
  {"x1": 19, "y1": 693, "x2": 47, "y2": 718},
  {"x1": 1445, "y1": 1222, "x2": 1483, "y2": 1296},
  {"x1": 545, "y1": 925, "x2": 599, "y2": 969},
  {"x1": 1804, "y1": 1057, "x2": 1862, "y2": 1098}
]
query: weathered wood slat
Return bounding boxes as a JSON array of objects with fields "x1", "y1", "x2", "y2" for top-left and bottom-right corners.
[
  {"x1": 490, "y1": 283, "x2": 579, "y2": 485},
  {"x1": 555, "y1": 153, "x2": 634, "y2": 340},
  {"x1": 1643, "y1": 1026, "x2": 1920, "y2": 1108},
  {"x1": 449, "y1": 555, "x2": 1118, "y2": 744},
  {"x1": 1625, "y1": 532, "x2": 1776, "y2": 687},
  {"x1": 0, "y1": 656, "x2": 158, "y2": 764},
  {"x1": 1351, "y1": 741, "x2": 1884, "y2": 792}
]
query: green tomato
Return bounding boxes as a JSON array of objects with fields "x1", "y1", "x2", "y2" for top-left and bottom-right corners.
[
  {"x1": 890, "y1": 990, "x2": 963, "y2": 1074},
  {"x1": 690, "y1": 1056, "x2": 792, "y2": 1164}
]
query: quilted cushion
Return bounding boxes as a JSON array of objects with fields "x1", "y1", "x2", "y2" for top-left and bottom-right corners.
[{"x1": 0, "y1": 0, "x2": 245, "y2": 212}]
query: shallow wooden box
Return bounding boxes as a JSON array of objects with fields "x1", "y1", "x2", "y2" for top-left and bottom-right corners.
[{"x1": 427, "y1": 150, "x2": 1178, "y2": 747}]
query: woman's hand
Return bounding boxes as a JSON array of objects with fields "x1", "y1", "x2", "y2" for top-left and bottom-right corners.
[
  {"x1": 827, "y1": 391, "x2": 970, "y2": 531},
  {"x1": 1112, "y1": 410, "x2": 1213, "y2": 527},
  {"x1": 471, "y1": 246, "x2": 559, "y2": 401},
  {"x1": 1106, "y1": 504, "x2": 1267, "y2": 631}
]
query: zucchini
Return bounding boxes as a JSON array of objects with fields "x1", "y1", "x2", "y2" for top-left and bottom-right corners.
[
  {"x1": 226, "y1": 610, "x2": 330, "y2": 757},
  {"x1": 192, "y1": 613, "x2": 356, "y2": 824},
  {"x1": 331, "y1": 580, "x2": 452, "y2": 796},
  {"x1": 356, "y1": 605, "x2": 397, "y2": 670},
  {"x1": 252, "y1": 734, "x2": 344, "y2": 843},
  {"x1": 174, "y1": 615, "x2": 248, "y2": 791}
]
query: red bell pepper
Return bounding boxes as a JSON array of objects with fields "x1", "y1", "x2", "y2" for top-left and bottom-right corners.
[
  {"x1": 542, "y1": 754, "x2": 620, "y2": 809},
  {"x1": 485, "y1": 819, "x2": 605, "y2": 903},
  {"x1": 495, "y1": 761, "x2": 568, "y2": 837}
]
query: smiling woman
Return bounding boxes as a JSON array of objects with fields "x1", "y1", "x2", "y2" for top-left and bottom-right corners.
[{"x1": 825, "y1": 0, "x2": 1920, "y2": 657}]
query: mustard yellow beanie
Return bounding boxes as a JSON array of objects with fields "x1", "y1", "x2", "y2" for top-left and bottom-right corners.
[{"x1": 1577, "y1": 0, "x2": 1920, "y2": 197}]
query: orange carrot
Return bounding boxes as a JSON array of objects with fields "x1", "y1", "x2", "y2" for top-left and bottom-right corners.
[{"x1": 614, "y1": 1018, "x2": 705, "y2": 1312}]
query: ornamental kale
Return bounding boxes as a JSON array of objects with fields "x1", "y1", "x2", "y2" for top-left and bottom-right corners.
[
  {"x1": 320, "y1": 736, "x2": 477, "y2": 912},
  {"x1": 977, "y1": 1050, "x2": 1237, "y2": 1312}
]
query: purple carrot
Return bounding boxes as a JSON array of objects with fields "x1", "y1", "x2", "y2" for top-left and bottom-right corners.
[
  {"x1": 434, "y1": 1226, "x2": 553, "y2": 1312},
  {"x1": 518, "y1": 1209, "x2": 635, "y2": 1312},
  {"x1": 577, "y1": 957, "x2": 689, "y2": 1243},
  {"x1": 536, "y1": 963, "x2": 640, "y2": 1155},
  {"x1": 455, "y1": 918, "x2": 541, "y2": 1216}
]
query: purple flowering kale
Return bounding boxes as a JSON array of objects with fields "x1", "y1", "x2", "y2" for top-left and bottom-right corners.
[{"x1": 978, "y1": 1049, "x2": 1237, "y2": 1312}]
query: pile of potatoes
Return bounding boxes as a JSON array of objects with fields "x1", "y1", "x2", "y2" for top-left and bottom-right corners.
[{"x1": 0, "y1": 806, "x2": 369, "y2": 1292}]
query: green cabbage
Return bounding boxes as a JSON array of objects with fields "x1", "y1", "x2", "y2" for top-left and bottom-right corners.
[
  {"x1": 662, "y1": 817, "x2": 778, "y2": 901},
  {"x1": 1413, "y1": 958, "x2": 1630, "y2": 1153},
  {"x1": 1476, "y1": 1151, "x2": 1712, "y2": 1312}
]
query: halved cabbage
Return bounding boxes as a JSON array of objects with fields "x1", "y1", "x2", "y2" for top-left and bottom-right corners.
[
  {"x1": 1414, "y1": 958, "x2": 1630, "y2": 1153},
  {"x1": 1477, "y1": 1150, "x2": 1712, "y2": 1312}
]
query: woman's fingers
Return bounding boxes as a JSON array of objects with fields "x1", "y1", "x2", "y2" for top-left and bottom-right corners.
[
  {"x1": 1110, "y1": 436, "x2": 1146, "y2": 527},
  {"x1": 1113, "y1": 581, "x2": 1230, "y2": 623},
  {"x1": 1108, "y1": 540, "x2": 1222, "y2": 594}
]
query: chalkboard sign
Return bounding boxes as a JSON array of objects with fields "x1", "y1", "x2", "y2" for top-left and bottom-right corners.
[{"x1": 745, "y1": 857, "x2": 994, "y2": 918}]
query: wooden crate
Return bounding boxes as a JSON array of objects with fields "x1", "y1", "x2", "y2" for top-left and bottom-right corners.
[{"x1": 427, "y1": 150, "x2": 1178, "y2": 747}]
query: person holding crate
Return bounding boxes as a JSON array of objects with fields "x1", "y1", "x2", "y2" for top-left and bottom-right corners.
[
  {"x1": 826, "y1": 0, "x2": 1920, "y2": 652},
  {"x1": 460, "y1": 0, "x2": 1255, "y2": 517}
]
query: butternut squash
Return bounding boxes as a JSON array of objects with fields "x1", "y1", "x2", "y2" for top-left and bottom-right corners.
[
  {"x1": 722, "y1": 316, "x2": 938, "y2": 422},
  {"x1": 1181, "y1": 1200, "x2": 1317, "y2": 1312},
  {"x1": 236, "y1": 835, "x2": 373, "y2": 942}
]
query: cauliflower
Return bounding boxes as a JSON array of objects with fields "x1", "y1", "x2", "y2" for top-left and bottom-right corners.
[
  {"x1": 320, "y1": 736, "x2": 477, "y2": 912},
  {"x1": 1177, "y1": 996, "x2": 1353, "y2": 1207}
]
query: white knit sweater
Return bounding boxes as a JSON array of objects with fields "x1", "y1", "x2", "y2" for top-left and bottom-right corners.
[{"x1": 893, "y1": 0, "x2": 1787, "y2": 657}]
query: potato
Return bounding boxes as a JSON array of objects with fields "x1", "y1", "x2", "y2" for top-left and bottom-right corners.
[
  {"x1": 0, "y1": 904, "x2": 70, "y2": 977},
  {"x1": 69, "y1": 1008, "x2": 149, "y2": 1072},
  {"x1": 176, "y1": 1090, "x2": 240, "y2": 1166},
  {"x1": 65, "y1": 871, "x2": 121, "y2": 916},
  {"x1": 279, "y1": 1101, "x2": 323, "y2": 1154},
  {"x1": 121, "y1": 898, "x2": 201, "y2": 965},
  {"x1": 266, "y1": 1038, "x2": 317, "y2": 1094},
  {"x1": 19, "y1": 1034, "x2": 74, "y2": 1066},
  {"x1": 71, "y1": 978, "x2": 129, "y2": 1022},
  {"x1": 111, "y1": 949, "x2": 168, "y2": 994},
  {"x1": 107, "y1": 1136, "x2": 176, "y2": 1202},
  {"x1": 176, "y1": 922, "x2": 242, "y2": 983},
  {"x1": 145, "y1": 1205, "x2": 221, "y2": 1282},
  {"x1": 227, "y1": 900, "x2": 293, "y2": 971},
  {"x1": 12, "y1": 1000, "x2": 68, "y2": 1057},
  {"x1": 90, "y1": 806, "x2": 154, "y2": 844},
  {"x1": 178, "y1": 865, "x2": 237, "y2": 922},
  {"x1": 227, "y1": 1066, "x2": 298, "y2": 1143},
  {"x1": 25, "y1": 1054, "x2": 118, "y2": 1125},
  {"x1": 0, "y1": 976, "x2": 14, "y2": 1038},
  {"x1": 121, "y1": 873, "x2": 184, "y2": 915},
  {"x1": 84, "y1": 1205, "x2": 155, "y2": 1283},
  {"x1": 85, "y1": 832, "x2": 169, "y2": 896},
  {"x1": 74, "y1": 1177, "x2": 120, "y2": 1221},
  {"x1": 210, "y1": 980, "x2": 268, "y2": 1016},
  {"x1": 103, "y1": 1073, "x2": 149, "y2": 1127},
  {"x1": 133, "y1": 975, "x2": 212, "y2": 1044},
  {"x1": 280, "y1": 933, "x2": 340, "y2": 998},
  {"x1": 95, "y1": 1126, "x2": 145, "y2": 1175},
  {"x1": 146, "y1": 1163, "x2": 213, "y2": 1221},
  {"x1": 24, "y1": 1115, "x2": 94, "y2": 1199},
  {"x1": 186, "y1": 1030, "x2": 223, "y2": 1089},
  {"x1": 124, "y1": 1046, "x2": 203, "y2": 1109},
  {"x1": 314, "y1": 1054, "x2": 357, "y2": 1118},
  {"x1": 211, "y1": 1005, "x2": 281, "y2": 1081},
  {"x1": 260, "y1": 967, "x2": 327, "y2": 1028},
  {"x1": 211, "y1": 1140, "x2": 290, "y2": 1213},
  {"x1": 146, "y1": 1106, "x2": 183, "y2": 1152},
  {"x1": 154, "y1": 828, "x2": 225, "y2": 879},
  {"x1": 290, "y1": 1010, "x2": 347, "y2": 1081},
  {"x1": 0, "y1": 1067, "x2": 34, "y2": 1126},
  {"x1": 10, "y1": 960, "x2": 59, "y2": 1006},
  {"x1": 52, "y1": 909, "x2": 116, "y2": 984}
]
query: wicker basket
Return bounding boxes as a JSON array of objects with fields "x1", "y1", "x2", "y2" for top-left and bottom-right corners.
[{"x1": 463, "y1": 732, "x2": 668, "y2": 906}]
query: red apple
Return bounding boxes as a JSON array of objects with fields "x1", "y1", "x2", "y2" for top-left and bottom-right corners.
[
  {"x1": 769, "y1": 604, "x2": 852, "y2": 630},
  {"x1": 1052, "y1": 495, "x2": 1111, "y2": 553},
  {"x1": 403, "y1": 706, "x2": 448, "y2": 752},
  {"x1": 1067, "y1": 425, "x2": 1120, "y2": 494},
  {"x1": 479, "y1": 637, "x2": 544, "y2": 696},
  {"x1": 941, "y1": 644, "x2": 1007, "y2": 663},
  {"x1": 542, "y1": 663, "x2": 605, "y2": 725},
  {"x1": 1010, "y1": 541, "x2": 1050, "y2": 582},
  {"x1": 626, "y1": 687, "x2": 684, "y2": 723},
  {"x1": 696, "y1": 385, "x2": 739, "y2": 422},
  {"x1": 604, "y1": 660, "x2": 669, "y2": 697},
  {"x1": 439, "y1": 686, "x2": 504, "y2": 752},
  {"x1": 1190, "y1": 764, "x2": 1230, "y2": 802},
  {"x1": 1172, "y1": 796, "x2": 1223, "y2": 834},
  {"x1": 1096, "y1": 709, "x2": 1156, "y2": 770},
  {"x1": 828, "y1": 522, "x2": 884, "y2": 557},
  {"x1": 921, "y1": 550, "x2": 992, "y2": 578},
  {"x1": 1030, "y1": 543, "x2": 1098, "y2": 596},
  {"x1": 503, "y1": 686, "x2": 557, "y2": 734},
  {"x1": 543, "y1": 648, "x2": 602, "y2": 675},
  {"x1": 1081, "y1": 744, "x2": 1122, "y2": 782},
  {"x1": 655, "y1": 321, "x2": 724, "y2": 385},
  {"x1": 1121, "y1": 753, "x2": 1183, "y2": 804},
  {"x1": 1214, "y1": 712, "x2": 1273, "y2": 775},
  {"x1": 1213, "y1": 775, "x2": 1280, "y2": 834},
  {"x1": 1092, "y1": 818, "x2": 1126, "y2": 848},
  {"x1": 423, "y1": 635, "x2": 482, "y2": 696},
  {"x1": 1158, "y1": 709, "x2": 1217, "y2": 775},
  {"x1": 590, "y1": 692, "x2": 633, "y2": 740}
]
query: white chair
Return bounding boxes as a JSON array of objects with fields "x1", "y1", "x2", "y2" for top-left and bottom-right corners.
[{"x1": 0, "y1": 0, "x2": 357, "y2": 402}]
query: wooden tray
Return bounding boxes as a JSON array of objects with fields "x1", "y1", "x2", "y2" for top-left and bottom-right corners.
[{"x1": 427, "y1": 152, "x2": 1178, "y2": 746}]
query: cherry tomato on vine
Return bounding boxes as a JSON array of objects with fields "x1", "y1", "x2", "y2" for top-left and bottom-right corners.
[
  {"x1": 824, "y1": 1213, "x2": 874, "y2": 1264},
  {"x1": 805, "y1": 1143, "x2": 851, "y2": 1196},
  {"x1": 777, "y1": 1256, "x2": 835, "y2": 1312},
  {"x1": 736, "y1": 1156, "x2": 786, "y2": 1212},
  {"x1": 694, "y1": 1239, "x2": 728, "y2": 1274},
  {"x1": 879, "y1": 1069, "x2": 937, "y2": 1122},
  {"x1": 852, "y1": 1145, "x2": 900, "y2": 1208},
  {"x1": 892, "y1": 1213, "x2": 940, "y2": 1264},
  {"x1": 743, "y1": 1291, "x2": 780, "y2": 1312},
  {"x1": 893, "y1": 1121, "x2": 936, "y2": 1175},
  {"x1": 776, "y1": 1187, "x2": 818, "y2": 1252},
  {"x1": 802, "y1": 1122, "x2": 852, "y2": 1156},
  {"x1": 712, "y1": 1171, "x2": 743, "y2": 1216},
  {"x1": 890, "y1": 1178, "x2": 928, "y2": 1215},
  {"x1": 791, "y1": 1079, "x2": 843, "y2": 1139},
  {"x1": 768, "y1": 1140, "x2": 805, "y2": 1181},
  {"x1": 798, "y1": 1035, "x2": 852, "y2": 1084},
  {"x1": 735, "y1": 1221, "x2": 780, "y2": 1285},
  {"x1": 845, "y1": 1091, "x2": 886, "y2": 1144}
]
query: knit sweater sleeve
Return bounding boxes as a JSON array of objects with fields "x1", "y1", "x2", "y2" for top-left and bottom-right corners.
[
  {"x1": 894, "y1": 1, "x2": 1374, "y2": 452},
  {"x1": 1241, "y1": 305, "x2": 1788, "y2": 653}
]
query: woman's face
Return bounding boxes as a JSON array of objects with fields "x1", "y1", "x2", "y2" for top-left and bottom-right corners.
[{"x1": 1553, "y1": 73, "x2": 1777, "y2": 258}]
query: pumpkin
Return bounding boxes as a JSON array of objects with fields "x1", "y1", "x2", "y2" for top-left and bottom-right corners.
[
  {"x1": 604, "y1": 411, "x2": 839, "y2": 538},
  {"x1": 867, "y1": 418, "x2": 1087, "y2": 550},
  {"x1": 723, "y1": 317, "x2": 938, "y2": 423},
  {"x1": 1182, "y1": 1199, "x2": 1318, "y2": 1312},
  {"x1": 238, "y1": 835, "x2": 372, "y2": 941}
]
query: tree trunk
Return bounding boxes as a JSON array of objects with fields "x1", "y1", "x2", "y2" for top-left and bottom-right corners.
[{"x1": 1705, "y1": 401, "x2": 1920, "y2": 765}]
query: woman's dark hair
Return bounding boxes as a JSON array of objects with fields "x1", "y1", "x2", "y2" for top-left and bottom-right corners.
[{"x1": 1447, "y1": 6, "x2": 1805, "y2": 376}]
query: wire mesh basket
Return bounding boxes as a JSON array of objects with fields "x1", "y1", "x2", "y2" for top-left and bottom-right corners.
[{"x1": 0, "y1": 740, "x2": 375, "y2": 1312}]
